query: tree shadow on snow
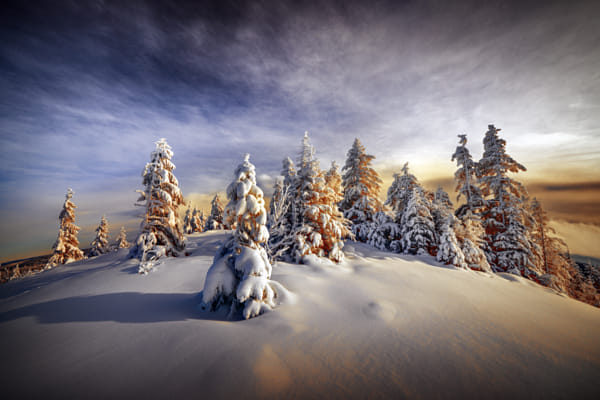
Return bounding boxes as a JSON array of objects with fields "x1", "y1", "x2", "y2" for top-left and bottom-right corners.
[{"x1": 0, "y1": 292, "x2": 237, "y2": 324}]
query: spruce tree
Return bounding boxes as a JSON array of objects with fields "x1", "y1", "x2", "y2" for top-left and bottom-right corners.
[
  {"x1": 89, "y1": 215, "x2": 110, "y2": 257},
  {"x1": 130, "y1": 138, "x2": 186, "y2": 273},
  {"x1": 385, "y1": 162, "x2": 418, "y2": 223},
  {"x1": 206, "y1": 194, "x2": 224, "y2": 230},
  {"x1": 400, "y1": 186, "x2": 437, "y2": 256},
  {"x1": 291, "y1": 133, "x2": 350, "y2": 263},
  {"x1": 183, "y1": 204, "x2": 193, "y2": 234},
  {"x1": 477, "y1": 125, "x2": 538, "y2": 276},
  {"x1": 340, "y1": 138, "x2": 384, "y2": 241},
  {"x1": 202, "y1": 154, "x2": 286, "y2": 319},
  {"x1": 452, "y1": 134, "x2": 484, "y2": 218},
  {"x1": 46, "y1": 188, "x2": 85, "y2": 268},
  {"x1": 115, "y1": 226, "x2": 130, "y2": 249}
]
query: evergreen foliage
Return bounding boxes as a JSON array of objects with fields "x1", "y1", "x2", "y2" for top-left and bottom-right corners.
[
  {"x1": 89, "y1": 215, "x2": 110, "y2": 257},
  {"x1": 130, "y1": 138, "x2": 186, "y2": 274},
  {"x1": 46, "y1": 188, "x2": 85, "y2": 268}
]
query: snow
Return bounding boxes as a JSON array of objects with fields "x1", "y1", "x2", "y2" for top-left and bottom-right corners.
[{"x1": 1, "y1": 231, "x2": 599, "y2": 399}]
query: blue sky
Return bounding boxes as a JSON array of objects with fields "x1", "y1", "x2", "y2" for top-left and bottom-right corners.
[{"x1": 1, "y1": 0, "x2": 599, "y2": 262}]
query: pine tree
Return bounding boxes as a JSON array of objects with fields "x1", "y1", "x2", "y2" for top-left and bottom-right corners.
[
  {"x1": 454, "y1": 210, "x2": 492, "y2": 272},
  {"x1": 385, "y1": 162, "x2": 419, "y2": 223},
  {"x1": 206, "y1": 194, "x2": 224, "y2": 231},
  {"x1": 267, "y1": 177, "x2": 295, "y2": 262},
  {"x1": 46, "y1": 188, "x2": 85, "y2": 268},
  {"x1": 366, "y1": 211, "x2": 401, "y2": 251},
  {"x1": 477, "y1": 125, "x2": 538, "y2": 276},
  {"x1": 452, "y1": 134, "x2": 484, "y2": 218},
  {"x1": 115, "y1": 226, "x2": 130, "y2": 249},
  {"x1": 340, "y1": 138, "x2": 384, "y2": 241},
  {"x1": 183, "y1": 204, "x2": 193, "y2": 234},
  {"x1": 291, "y1": 133, "x2": 350, "y2": 263},
  {"x1": 400, "y1": 186, "x2": 437, "y2": 256},
  {"x1": 202, "y1": 154, "x2": 286, "y2": 319},
  {"x1": 130, "y1": 138, "x2": 186, "y2": 274},
  {"x1": 89, "y1": 215, "x2": 110, "y2": 257}
]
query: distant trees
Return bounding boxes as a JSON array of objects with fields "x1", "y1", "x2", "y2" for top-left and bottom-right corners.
[
  {"x1": 130, "y1": 138, "x2": 186, "y2": 274},
  {"x1": 46, "y1": 188, "x2": 85, "y2": 268}
]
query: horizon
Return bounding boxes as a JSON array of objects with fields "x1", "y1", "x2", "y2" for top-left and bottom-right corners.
[{"x1": 1, "y1": 0, "x2": 599, "y2": 262}]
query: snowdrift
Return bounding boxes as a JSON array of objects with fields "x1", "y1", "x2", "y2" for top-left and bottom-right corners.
[{"x1": 1, "y1": 231, "x2": 599, "y2": 399}]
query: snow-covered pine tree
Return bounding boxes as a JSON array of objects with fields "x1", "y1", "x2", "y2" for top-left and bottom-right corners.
[
  {"x1": 183, "y1": 204, "x2": 193, "y2": 234},
  {"x1": 46, "y1": 188, "x2": 85, "y2": 268},
  {"x1": 115, "y1": 226, "x2": 130, "y2": 249},
  {"x1": 431, "y1": 187, "x2": 467, "y2": 268},
  {"x1": 454, "y1": 210, "x2": 492, "y2": 272},
  {"x1": 190, "y1": 207, "x2": 204, "y2": 233},
  {"x1": 202, "y1": 154, "x2": 287, "y2": 319},
  {"x1": 452, "y1": 134, "x2": 484, "y2": 218},
  {"x1": 89, "y1": 215, "x2": 110, "y2": 257},
  {"x1": 366, "y1": 211, "x2": 401, "y2": 251},
  {"x1": 340, "y1": 138, "x2": 384, "y2": 241},
  {"x1": 477, "y1": 125, "x2": 539, "y2": 276},
  {"x1": 385, "y1": 162, "x2": 419, "y2": 223},
  {"x1": 267, "y1": 177, "x2": 295, "y2": 262},
  {"x1": 291, "y1": 133, "x2": 350, "y2": 263},
  {"x1": 529, "y1": 198, "x2": 577, "y2": 292},
  {"x1": 206, "y1": 194, "x2": 224, "y2": 231},
  {"x1": 130, "y1": 138, "x2": 186, "y2": 274},
  {"x1": 400, "y1": 185, "x2": 437, "y2": 256}
]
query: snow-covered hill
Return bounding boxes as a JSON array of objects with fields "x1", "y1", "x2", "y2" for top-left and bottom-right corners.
[{"x1": 1, "y1": 231, "x2": 599, "y2": 399}]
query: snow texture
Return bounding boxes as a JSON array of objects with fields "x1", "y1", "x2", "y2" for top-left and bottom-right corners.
[{"x1": 1, "y1": 232, "x2": 599, "y2": 399}]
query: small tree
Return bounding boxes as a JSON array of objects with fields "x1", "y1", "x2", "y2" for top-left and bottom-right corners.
[
  {"x1": 46, "y1": 188, "x2": 85, "y2": 268},
  {"x1": 206, "y1": 194, "x2": 224, "y2": 231},
  {"x1": 89, "y1": 215, "x2": 110, "y2": 257},
  {"x1": 115, "y1": 226, "x2": 130, "y2": 249},
  {"x1": 340, "y1": 138, "x2": 384, "y2": 241},
  {"x1": 202, "y1": 154, "x2": 286, "y2": 319},
  {"x1": 183, "y1": 204, "x2": 193, "y2": 234},
  {"x1": 130, "y1": 138, "x2": 186, "y2": 274}
]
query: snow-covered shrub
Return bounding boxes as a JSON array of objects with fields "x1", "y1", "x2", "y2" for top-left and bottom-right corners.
[
  {"x1": 46, "y1": 188, "x2": 85, "y2": 268},
  {"x1": 130, "y1": 138, "x2": 186, "y2": 274},
  {"x1": 202, "y1": 154, "x2": 287, "y2": 319},
  {"x1": 89, "y1": 215, "x2": 110, "y2": 257}
]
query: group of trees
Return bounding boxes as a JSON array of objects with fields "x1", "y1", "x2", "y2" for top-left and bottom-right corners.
[
  {"x1": 46, "y1": 190, "x2": 130, "y2": 269},
  {"x1": 43, "y1": 128, "x2": 599, "y2": 310}
]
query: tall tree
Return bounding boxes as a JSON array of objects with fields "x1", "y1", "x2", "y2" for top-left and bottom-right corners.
[
  {"x1": 452, "y1": 134, "x2": 484, "y2": 218},
  {"x1": 130, "y1": 138, "x2": 186, "y2": 273},
  {"x1": 202, "y1": 154, "x2": 286, "y2": 319},
  {"x1": 400, "y1": 186, "x2": 437, "y2": 256},
  {"x1": 477, "y1": 125, "x2": 538, "y2": 276},
  {"x1": 340, "y1": 138, "x2": 384, "y2": 241},
  {"x1": 46, "y1": 188, "x2": 85, "y2": 268},
  {"x1": 89, "y1": 215, "x2": 110, "y2": 257}
]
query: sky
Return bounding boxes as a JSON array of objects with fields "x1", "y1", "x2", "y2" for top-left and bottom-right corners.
[{"x1": 1, "y1": 0, "x2": 599, "y2": 263}]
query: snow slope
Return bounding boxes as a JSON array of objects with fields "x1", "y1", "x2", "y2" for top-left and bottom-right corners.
[{"x1": 1, "y1": 231, "x2": 599, "y2": 399}]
